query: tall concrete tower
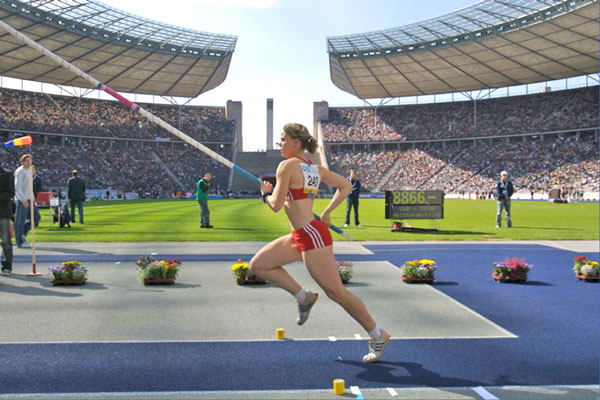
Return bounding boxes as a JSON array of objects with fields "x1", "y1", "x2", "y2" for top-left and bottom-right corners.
[
  {"x1": 226, "y1": 100, "x2": 242, "y2": 152},
  {"x1": 266, "y1": 98, "x2": 273, "y2": 150}
]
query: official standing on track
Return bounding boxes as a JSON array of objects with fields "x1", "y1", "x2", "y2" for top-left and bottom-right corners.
[{"x1": 251, "y1": 123, "x2": 390, "y2": 363}]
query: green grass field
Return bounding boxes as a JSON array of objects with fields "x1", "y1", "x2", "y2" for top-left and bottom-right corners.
[{"x1": 31, "y1": 198, "x2": 598, "y2": 242}]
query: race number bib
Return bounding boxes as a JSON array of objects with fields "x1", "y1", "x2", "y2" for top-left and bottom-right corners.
[{"x1": 301, "y1": 163, "x2": 320, "y2": 198}]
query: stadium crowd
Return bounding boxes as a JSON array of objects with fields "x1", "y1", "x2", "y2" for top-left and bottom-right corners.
[
  {"x1": 322, "y1": 86, "x2": 598, "y2": 142},
  {"x1": 0, "y1": 88, "x2": 234, "y2": 143},
  {"x1": 0, "y1": 139, "x2": 231, "y2": 198},
  {"x1": 327, "y1": 150, "x2": 398, "y2": 193},
  {"x1": 327, "y1": 134, "x2": 599, "y2": 195}
]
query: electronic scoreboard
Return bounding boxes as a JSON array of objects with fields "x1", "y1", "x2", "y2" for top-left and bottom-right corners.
[{"x1": 385, "y1": 190, "x2": 444, "y2": 220}]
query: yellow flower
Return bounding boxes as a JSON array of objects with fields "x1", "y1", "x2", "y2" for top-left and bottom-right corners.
[
  {"x1": 405, "y1": 260, "x2": 419, "y2": 265},
  {"x1": 419, "y1": 259, "x2": 436, "y2": 265},
  {"x1": 62, "y1": 261, "x2": 82, "y2": 267},
  {"x1": 231, "y1": 262, "x2": 248, "y2": 271},
  {"x1": 587, "y1": 261, "x2": 599, "y2": 267}
]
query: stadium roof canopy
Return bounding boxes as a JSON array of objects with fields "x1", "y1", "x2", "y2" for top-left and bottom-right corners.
[
  {"x1": 327, "y1": 0, "x2": 599, "y2": 99},
  {"x1": 0, "y1": 0, "x2": 237, "y2": 98}
]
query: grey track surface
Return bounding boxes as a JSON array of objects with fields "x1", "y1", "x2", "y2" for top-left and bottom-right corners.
[{"x1": 1, "y1": 260, "x2": 514, "y2": 343}]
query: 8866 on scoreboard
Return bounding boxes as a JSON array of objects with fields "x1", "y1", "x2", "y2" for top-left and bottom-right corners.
[{"x1": 385, "y1": 190, "x2": 444, "y2": 220}]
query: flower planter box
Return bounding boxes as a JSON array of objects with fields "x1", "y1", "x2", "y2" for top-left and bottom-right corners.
[
  {"x1": 137, "y1": 257, "x2": 181, "y2": 286},
  {"x1": 48, "y1": 261, "x2": 88, "y2": 286},
  {"x1": 51, "y1": 278, "x2": 86, "y2": 286},
  {"x1": 492, "y1": 258, "x2": 532, "y2": 283},
  {"x1": 337, "y1": 261, "x2": 353, "y2": 285},
  {"x1": 236, "y1": 275, "x2": 266, "y2": 285},
  {"x1": 143, "y1": 278, "x2": 176, "y2": 285},
  {"x1": 492, "y1": 272, "x2": 527, "y2": 283},
  {"x1": 573, "y1": 257, "x2": 599, "y2": 281},
  {"x1": 400, "y1": 259, "x2": 437, "y2": 284},
  {"x1": 402, "y1": 276, "x2": 434, "y2": 284},
  {"x1": 576, "y1": 274, "x2": 599, "y2": 282}
]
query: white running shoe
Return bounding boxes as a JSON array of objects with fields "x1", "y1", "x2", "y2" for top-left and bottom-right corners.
[
  {"x1": 363, "y1": 329, "x2": 391, "y2": 363},
  {"x1": 296, "y1": 291, "x2": 318, "y2": 325}
]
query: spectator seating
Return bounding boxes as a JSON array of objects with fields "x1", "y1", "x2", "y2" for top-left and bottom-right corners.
[{"x1": 322, "y1": 86, "x2": 598, "y2": 142}]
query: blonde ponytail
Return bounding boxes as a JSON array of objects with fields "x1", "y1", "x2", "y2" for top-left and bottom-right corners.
[{"x1": 283, "y1": 123, "x2": 318, "y2": 154}]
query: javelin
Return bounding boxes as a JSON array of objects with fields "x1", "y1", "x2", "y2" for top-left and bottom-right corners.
[{"x1": 0, "y1": 20, "x2": 352, "y2": 240}]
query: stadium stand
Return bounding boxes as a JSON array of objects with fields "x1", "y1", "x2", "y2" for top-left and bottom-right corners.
[
  {"x1": 322, "y1": 86, "x2": 598, "y2": 142},
  {"x1": 0, "y1": 140, "x2": 232, "y2": 198},
  {"x1": 324, "y1": 86, "x2": 599, "y2": 196},
  {"x1": 0, "y1": 84, "x2": 596, "y2": 198},
  {"x1": 0, "y1": 88, "x2": 234, "y2": 197},
  {"x1": 327, "y1": 135, "x2": 599, "y2": 196},
  {"x1": 0, "y1": 88, "x2": 234, "y2": 142}
]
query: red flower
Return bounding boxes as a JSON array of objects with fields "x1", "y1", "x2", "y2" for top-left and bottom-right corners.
[
  {"x1": 574, "y1": 256, "x2": 589, "y2": 262},
  {"x1": 505, "y1": 257, "x2": 525, "y2": 268}
]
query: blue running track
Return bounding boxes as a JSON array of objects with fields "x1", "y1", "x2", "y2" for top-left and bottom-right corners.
[{"x1": 0, "y1": 244, "x2": 597, "y2": 395}]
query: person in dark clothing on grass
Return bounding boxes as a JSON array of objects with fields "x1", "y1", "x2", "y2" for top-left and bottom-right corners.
[
  {"x1": 344, "y1": 170, "x2": 361, "y2": 227},
  {"x1": 197, "y1": 173, "x2": 213, "y2": 228},
  {"x1": 31, "y1": 165, "x2": 41, "y2": 229},
  {"x1": 68, "y1": 170, "x2": 86, "y2": 224},
  {"x1": 495, "y1": 170, "x2": 514, "y2": 228},
  {"x1": 0, "y1": 166, "x2": 14, "y2": 274}
]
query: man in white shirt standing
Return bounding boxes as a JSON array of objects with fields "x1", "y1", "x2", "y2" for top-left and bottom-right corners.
[{"x1": 14, "y1": 154, "x2": 32, "y2": 248}]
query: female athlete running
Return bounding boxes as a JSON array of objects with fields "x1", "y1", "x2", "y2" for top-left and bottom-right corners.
[{"x1": 250, "y1": 123, "x2": 390, "y2": 363}]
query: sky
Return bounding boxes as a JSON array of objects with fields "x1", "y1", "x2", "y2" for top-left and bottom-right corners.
[{"x1": 96, "y1": 0, "x2": 477, "y2": 150}]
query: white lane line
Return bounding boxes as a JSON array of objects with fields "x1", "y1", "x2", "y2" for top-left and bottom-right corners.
[
  {"x1": 328, "y1": 336, "x2": 337, "y2": 341},
  {"x1": 472, "y1": 386, "x2": 499, "y2": 399},
  {"x1": 372, "y1": 246, "x2": 554, "y2": 253},
  {"x1": 350, "y1": 386, "x2": 363, "y2": 399},
  {"x1": 350, "y1": 386, "x2": 361, "y2": 394},
  {"x1": 387, "y1": 387, "x2": 398, "y2": 396},
  {"x1": 354, "y1": 333, "x2": 362, "y2": 340}
]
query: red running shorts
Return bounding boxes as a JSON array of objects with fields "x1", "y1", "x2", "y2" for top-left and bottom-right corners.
[{"x1": 291, "y1": 219, "x2": 333, "y2": 252}]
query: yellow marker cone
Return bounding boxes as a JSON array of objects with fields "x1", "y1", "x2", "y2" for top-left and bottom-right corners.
[
  {"x1": 333, "y1": 379, "x2": 345, "y2": 395},
  {"x1": 276, "y1": 328, "x2": 285, "y2": 340}
]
